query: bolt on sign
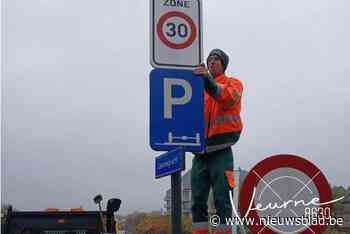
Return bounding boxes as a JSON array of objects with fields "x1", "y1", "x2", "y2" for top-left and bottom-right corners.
[{"x1": 150, "y1": 0, "x2": 203, "y2": 69}]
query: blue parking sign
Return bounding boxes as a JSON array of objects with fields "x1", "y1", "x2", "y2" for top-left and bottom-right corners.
[{"x1": 150, "y1": 68, "x2": 205, "y2": 152}]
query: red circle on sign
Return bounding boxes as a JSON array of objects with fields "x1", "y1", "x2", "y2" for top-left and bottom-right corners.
[
  {"x1": 156, "y1": 11, "x2": 197, "y2": 49},
  {"x1": 239, "y1": 154, "x2": 332, "y2": 234}
]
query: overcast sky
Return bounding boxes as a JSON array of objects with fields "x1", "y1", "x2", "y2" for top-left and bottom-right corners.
[{"x1": 2, "y1": 0, "x2": 350, "y2": 215}]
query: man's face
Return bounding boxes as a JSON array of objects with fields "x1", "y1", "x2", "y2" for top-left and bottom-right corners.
[{"x1": 207, "y1": 55, "x2": 224, "y2": 77}]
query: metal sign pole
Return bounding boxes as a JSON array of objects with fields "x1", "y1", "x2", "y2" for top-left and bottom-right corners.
[
  {"x1": 155, "y1": 148, "x2": 185, "y2": 234},
  {"x1": 171, "y1": 171, "x2": 182, "y2": 234}
]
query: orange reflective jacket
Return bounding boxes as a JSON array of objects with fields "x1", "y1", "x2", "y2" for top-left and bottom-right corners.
[{"x1": 204, "y1": 74, "x2": 243, "y2": 152}]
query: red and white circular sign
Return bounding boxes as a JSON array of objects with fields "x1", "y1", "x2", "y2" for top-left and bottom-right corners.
[
  {"x1": 239, "y1": 155, "x2": 332, "y2": 234},
  {"x1": 150, "y1": 0, "x2": 202, "y2": 69},
  {"x1": 156, "y1": 11, "x2": 197, "y2": 50}
]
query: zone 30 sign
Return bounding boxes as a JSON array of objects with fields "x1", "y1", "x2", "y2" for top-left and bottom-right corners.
[{"x1": 150, "y1": 0, "x2": 203, "y2": 69}]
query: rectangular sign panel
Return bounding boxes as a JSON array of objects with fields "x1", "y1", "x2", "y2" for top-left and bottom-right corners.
[
  {"x1": 155, "y1": 148, "x2": 185, "y2": 179},
  {"x1": 150, "y1": 68, "x2": 205, "y2": 152},
  {"x1": 150, "y1": 0, "x2": 203, "y2": 69}
]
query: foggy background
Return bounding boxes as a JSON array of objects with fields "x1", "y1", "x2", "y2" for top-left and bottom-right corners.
[{"x1": 2, "y1": 0, "x2": 349, "y2": 215}]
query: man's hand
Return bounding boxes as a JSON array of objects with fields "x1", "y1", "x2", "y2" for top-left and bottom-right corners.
[
  {"x1": 193, "y1": 63, "x2": 219, "y2": 97},
  {"x1": 193, "y1": 63, "x2": 210, "y2": 78}
]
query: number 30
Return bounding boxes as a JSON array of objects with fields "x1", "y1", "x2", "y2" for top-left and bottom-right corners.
[{"x1": 166, "y1": 22, "x2": 188, "y2": 38}]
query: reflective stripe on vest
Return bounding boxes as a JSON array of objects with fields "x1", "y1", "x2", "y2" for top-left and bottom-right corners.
[
  {"x1": 213, "y1": 115, "x2": 241, "y2": 126},
  {"x1": 192, "y1": 222, "x2": 208, "y2": 231}
]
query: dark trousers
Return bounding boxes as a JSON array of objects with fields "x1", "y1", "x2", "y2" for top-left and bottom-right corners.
[{"x1": 191, "y1": 147, "x2": 234, "y2": 223}]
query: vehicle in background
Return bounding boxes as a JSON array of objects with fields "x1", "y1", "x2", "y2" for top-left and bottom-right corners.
[{"x1": 2, "y1": 197, "x2": 121, "y2": 234}]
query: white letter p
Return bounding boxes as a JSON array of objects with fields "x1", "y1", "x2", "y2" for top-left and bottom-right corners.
[{"x1": 164, "y1": 78, "x2": 192, "y2": 119}]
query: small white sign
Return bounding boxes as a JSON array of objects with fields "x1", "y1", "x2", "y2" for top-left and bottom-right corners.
[{"x1": 150, "y1": 0, "x2": 203, "y2": 69}]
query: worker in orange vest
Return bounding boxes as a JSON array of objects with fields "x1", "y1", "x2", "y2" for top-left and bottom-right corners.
[{"x1": 191, "y1": 49, "x2": 243, "y2": 234}]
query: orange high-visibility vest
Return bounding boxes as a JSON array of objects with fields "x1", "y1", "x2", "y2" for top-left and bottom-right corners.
[{"x1": 204, "y1": 74, "x2": 243, "y2": 152}]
